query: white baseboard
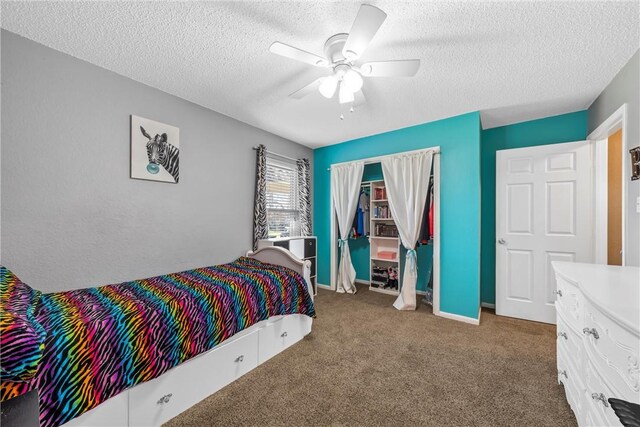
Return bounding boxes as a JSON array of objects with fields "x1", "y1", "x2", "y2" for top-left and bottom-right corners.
[
  {"x1": 481, "y1": 302, "x2": 495, "y2": 309},
  {"x1": 316, "y1": 283, "x2": 332, "y2": 291},
  {"x1": 355, "y1": 279, "x2": 369, "y2": 285},
  {"x1": 437, "y1": 310, "x2": 480, "y2": 325}
]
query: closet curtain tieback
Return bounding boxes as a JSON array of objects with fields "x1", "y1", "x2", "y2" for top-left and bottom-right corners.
[{"x1": 406, "y1": 248, "x2": 418, "y2": 277}]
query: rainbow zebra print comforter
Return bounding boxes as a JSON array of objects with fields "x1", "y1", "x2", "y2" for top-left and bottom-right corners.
[{"x1": 1, "y1": 257, "x2": 315, "y2": 427}]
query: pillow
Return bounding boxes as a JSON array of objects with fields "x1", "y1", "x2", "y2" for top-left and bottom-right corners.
[
  {"x1": 0, "y1": 311, "x2": 46, "y2": 381},
  {"x1": 1, "y1": 266, "x2": 42, "y2": 317}
]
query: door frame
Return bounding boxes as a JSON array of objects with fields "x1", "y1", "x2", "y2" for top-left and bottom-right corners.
[
  {"x1": 328, "y1": 147, "x2": 441, "y2": 316},
  {"x1": 588, "y1": 103, "x2": 628, "y2": 265}
]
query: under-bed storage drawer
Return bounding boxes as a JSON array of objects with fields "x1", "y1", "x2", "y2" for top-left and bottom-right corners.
[
  {"x1": 258, "y1": 315, "x2": 312, "y2": 364},
  {"x1": 129, "y1": 331, "x2": 259, "y2": 426}
]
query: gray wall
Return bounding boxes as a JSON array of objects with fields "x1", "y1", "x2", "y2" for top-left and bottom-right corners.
[
  {"x1": 588, "y1": 50, "x2": 640, "y2": 267},
  {"x1": 0, "y1": 30, "x2": 313, "y2": 292}
]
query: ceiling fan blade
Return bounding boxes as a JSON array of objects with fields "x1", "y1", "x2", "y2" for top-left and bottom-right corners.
[
  {"x1": 270, "y1": 42, "x2": 329, "y2": 67},
  {"x1": 342, "y1": 4, "x2": 387, "y2": 60},
  {"x1": 289, "y1": 78, "x2": 324, "y2": 99},
  {"x1": 359, "y1": 60, "x2": 420, "y2": 77}
]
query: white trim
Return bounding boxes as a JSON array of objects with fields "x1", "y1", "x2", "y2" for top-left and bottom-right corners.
[
  {"x1": 481, "y1": 302, "x2": 495, "y2": 309},
  {"x1": 316, "y1": 283, "x2": 332, "y2": 291},
  {"x1": 438, "y1": 309, "x2": 480, "y2": 326},
  {"x1": 432, "y1": 154, "x2": 441, "y2": 316},
  {"x1": 593, "y1": 138, "x2": 608, "y2": 264},
  {"x1": 587, "y1": 103, "x2": 628, "y2": 266},
  {"x1": 329, "y1": 147, "x2": 441, "y2": 317},
  {"x1": 327, "y1": 147, "x2": 441, "y2": 170}
]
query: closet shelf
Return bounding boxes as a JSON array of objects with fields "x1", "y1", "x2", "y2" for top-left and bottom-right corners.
[
  {"x1": 372, "y1": 199, "x2": 388, "y2": 202},
  {"x1": 371, "y1": 218, "x2": 393, "y2": 221},
  {"x1": 371, "y1": 257, "x2": 398, "y2": 263},
  {"x1": 370, "y1": 236, "x2": 397, "y2": 240}
]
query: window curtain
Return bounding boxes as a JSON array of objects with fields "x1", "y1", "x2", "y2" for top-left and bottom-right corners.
[
  {"x1": 252, "y1": 144, "x2": 268, "y2": 250},
  {"x1": 381, "y1": 150, "x2": 434, "y2": 310},
  {"x1": 331, "y1": 162, "x2": 364, "y2": 294},
  {"x1": 297, "y1": 158, "x2": 312, "y2": 236}
]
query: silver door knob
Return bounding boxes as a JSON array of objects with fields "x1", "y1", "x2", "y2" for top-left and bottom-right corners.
[
  {"x1": 498, "y1": 238, "x2": 506, "y2": 244},
  {"x1": 281, "y1": 332, "x2": 288, "y2": 338},
  {"x1": 554, "y1": 290, "x2": 563, "y2": 297},
  {"x1": 235, "y1": 355, "x2": 244, "y2": 363}
]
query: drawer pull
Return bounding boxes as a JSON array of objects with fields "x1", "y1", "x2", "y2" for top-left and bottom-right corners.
[
  {"x1": 554, "y1": 290, "x2": 563, "y2": 297},
  {"x1": 281, "y1": 332, "x2": 288, "y2": 338},
  {"x1": 557, "y1": 332, "x2": 568, "y2": 340},
  {"x1": 591, "y1": 392, "x2": 609, "y2": 408},
  {"x1": 557, "y1": 369, "x2": 568, "y2": 379},
  {"x1": 583, "y1": 328, "x2": 600, "y2": 340},
  {"x1": 157, "y1": 393, "x2": 173, "y2": 404},
  {"x1": 235, "y1": 355, "x2": 244, "y2": 363}
]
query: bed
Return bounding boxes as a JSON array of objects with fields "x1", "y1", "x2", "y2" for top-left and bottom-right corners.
[{"x1": 0, "y1": 246, "x2": 315, "y2": 427}]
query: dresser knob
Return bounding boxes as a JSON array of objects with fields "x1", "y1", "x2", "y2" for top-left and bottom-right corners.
[
  {"x1": 554, "y1": 290, "x2": 563, "y2": 297},
  {"x1": 281, "y1": 331, "x2": 288, "y2": 338},
  {"x1": 583, "y1": 328, "x2": 600, "y2": 340},
  {"x1": 235, "y1": 355, "x2": 244, "y2": 363},
  {"x1": 157, "y1": 393, "x2": 173, "y2": 404},
  {"x1": 557, "y1": 369, "x2": 568, "y2": 379},
  {"x1": 557, "y1": 332, "x2": 568, "y2": 340},
  {"x1": 591, "y1": 392, "x2": 609, "y2": 407}
]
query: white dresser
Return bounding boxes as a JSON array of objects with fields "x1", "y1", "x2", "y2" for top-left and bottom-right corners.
[{"x1": 552, "y1": 262, "x2": 640, "y2": 426}]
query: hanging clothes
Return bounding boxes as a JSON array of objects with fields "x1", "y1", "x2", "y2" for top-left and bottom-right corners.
[
  {"x1": 418, "y1": 175, "x2": 434, "y2": 245},
  {"x1": 359, "y1": 188, "x2": 370, "y2": 236}
]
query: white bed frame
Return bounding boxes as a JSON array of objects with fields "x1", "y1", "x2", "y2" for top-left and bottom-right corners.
[{"x1": 62, "y1": 247, "x2": 313, "y2": 427}]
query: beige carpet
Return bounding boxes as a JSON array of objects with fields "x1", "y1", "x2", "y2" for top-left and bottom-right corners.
[{"x1": 164, "y1": 287, "x2": 576, "y2": 427}]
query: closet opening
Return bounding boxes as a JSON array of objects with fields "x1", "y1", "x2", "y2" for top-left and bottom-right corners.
[{"x1": 329, "y1": 147, "x2": 441, "y2": 315}]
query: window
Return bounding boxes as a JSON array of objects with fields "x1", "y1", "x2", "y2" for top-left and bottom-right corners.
[{"x1": 265, "y1": 156, "x2": 300, "y2": 238}]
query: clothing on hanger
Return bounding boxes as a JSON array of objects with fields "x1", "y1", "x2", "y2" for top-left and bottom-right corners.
[{"x1": 418, "y1": 174, "x2": 434, "y2": 245}]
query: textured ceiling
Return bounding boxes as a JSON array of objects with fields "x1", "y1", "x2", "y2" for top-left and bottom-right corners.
[{"x1": 2, "y1": 1, "x2": 638, "y2": 148}]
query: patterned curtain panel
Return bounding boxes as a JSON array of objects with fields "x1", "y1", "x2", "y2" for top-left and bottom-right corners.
[
  {"x1": 297, "y1": 158, "x2": 312, "y2": 236},
  {"x1": 253, "y1": 145, "x2": 268, "y2": 250}
]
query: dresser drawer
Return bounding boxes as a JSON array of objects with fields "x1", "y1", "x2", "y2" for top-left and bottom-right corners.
[
  {"x1": 582, "y1": 299, "x2": 640, "y2": 403},
  {"x1": 258, "y1": 314, "x2": 312, "y2": 364},
  {"x1": 557, "y1": 309, "x2": 584, "y2": 373},
  {"x1": 129, "y1": 331, "x2": 259, "y2": 426},
  {"x1": 555, "y1": 274, "x2": 583, "y2": 332},
  {"x1": 557, "y1": 345, "x2": 584, "y2": 420},
  {"x1": 584, "y1": 357, "x2": 624, "y2": 427}
]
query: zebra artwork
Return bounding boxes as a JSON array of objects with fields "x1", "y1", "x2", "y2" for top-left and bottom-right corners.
[{"x1": 130, "y1": 115, "x2": 180, "y2": 183}]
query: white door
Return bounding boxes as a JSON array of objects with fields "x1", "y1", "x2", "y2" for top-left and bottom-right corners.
[{"x1": 496, "y1": 141, "x2": 593, "y2": 324}]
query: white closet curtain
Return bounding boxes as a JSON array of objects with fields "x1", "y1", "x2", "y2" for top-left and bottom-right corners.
[
  {"x1": 331, "y1": 162, "x2": 364, "y2": 294},
  {"x1": 381, "y1": 150, "x2": 434, "y2": 310}
]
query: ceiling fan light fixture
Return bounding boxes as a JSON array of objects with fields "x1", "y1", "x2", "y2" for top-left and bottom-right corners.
[
  {"x1": 338, "y1": 82, "x2": 355, "y2": 104},
  {"x1": 342, "y1": 69, "x2": 363, "y2": 93},
  {"x1": 318, "y1": 75, "x2": 338, "y2": 98}
]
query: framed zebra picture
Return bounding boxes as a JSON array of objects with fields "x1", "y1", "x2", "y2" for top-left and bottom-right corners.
[{"x1": 130, "y1": 115, "x2": 180, "y2": 183}]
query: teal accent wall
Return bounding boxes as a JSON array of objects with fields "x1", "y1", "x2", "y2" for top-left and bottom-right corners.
[
  {"x1": 314, "y1": 112, "x2": 482, "y2": 319},
  {"x1": 480, "y1": 111, "x2": 588, "y2": 305}
]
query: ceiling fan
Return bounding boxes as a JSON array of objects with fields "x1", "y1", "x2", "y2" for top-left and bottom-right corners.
[{"x1": 269, "y1": 4, "x2": 420, "y2": 111}]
